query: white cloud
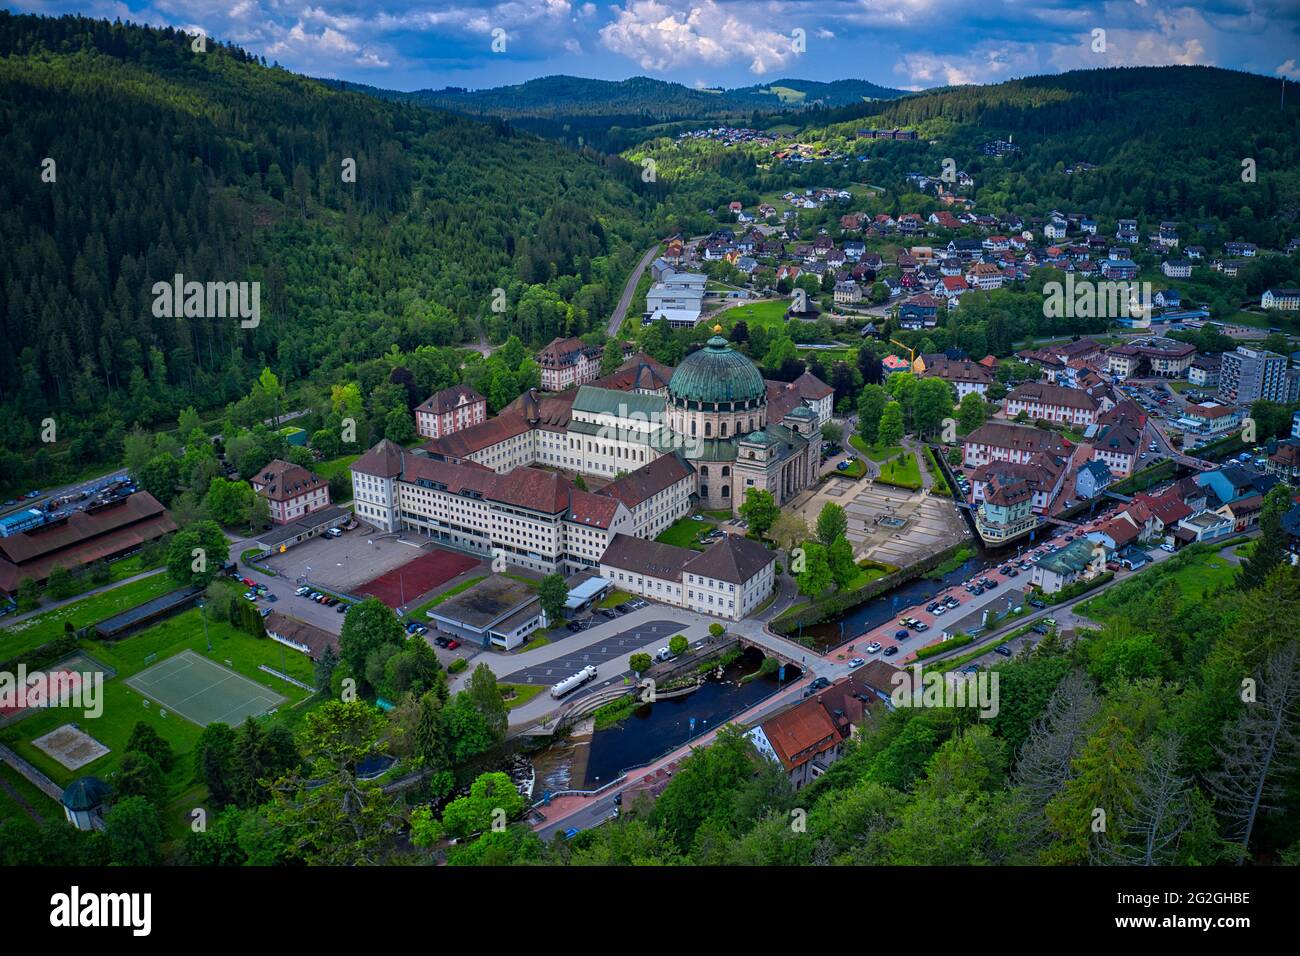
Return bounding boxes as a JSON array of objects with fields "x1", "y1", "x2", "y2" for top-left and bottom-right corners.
[{"x1": 600, "y1": 0, "x2": 801, "y2": 74}]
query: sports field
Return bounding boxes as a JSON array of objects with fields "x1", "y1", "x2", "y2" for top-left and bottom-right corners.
[
  {"x1": 356, "y1": 548, "x2": 479, "y2": 608},
  {"x1": 124, "y1": 649, "x2": 285, "y2": 727}
]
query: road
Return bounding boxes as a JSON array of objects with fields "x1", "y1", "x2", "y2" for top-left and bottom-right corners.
[
  {"x1": 0, "y1": 470, "x2": 132, "y2": 521},
  {"x1": 607, "y1": 243, "x2": 661, "y2": 337}
]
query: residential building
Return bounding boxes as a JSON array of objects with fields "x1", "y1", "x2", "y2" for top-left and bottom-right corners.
[
  {"x1": 1220, "y1": 346, "x2": 1288, "y2": 404},
  {"x1": 415, "y1": 384, "x2": 487, "y2": 439},
  {"x1": 1262, "y1": 288, "x2": 1300, "y2": 311},
  {"x1": 1075, "y1": 459, "x2": 1113, "y2": 500},
  {"x1": 250, "y1": 459, "x2": 331, "y2": 525},
  {"x1": 1031, "y1": 538, "x2": 1106, "y2": 594},
  {"x1": 538, "y1": 337, "x2": 603, "y2": 392},
  {"x1": 1105, "y1": 337, "x2": 1197, "y2": 379},
  {"x1": 962, "y1": 422, "x2": 1068, "y2": 469},
  {"x1": 1005, "y1": 382, "x2": 1100, "y2": 427},
  {"x1": 1172, "y1": 401, "x2": 1245, "y2": 438},
  {"x1": 915, "y1": 352, "x2": 994, "y2": 399}
]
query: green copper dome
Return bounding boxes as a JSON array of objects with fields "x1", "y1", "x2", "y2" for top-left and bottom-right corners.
[{"x1": 669, "y1": 335, "x2": 766, "y2": 405}]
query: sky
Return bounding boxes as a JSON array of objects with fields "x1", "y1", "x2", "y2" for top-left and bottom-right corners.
[{"x1": 12, "y1": 0, "x2": 1300, "y2": 92}]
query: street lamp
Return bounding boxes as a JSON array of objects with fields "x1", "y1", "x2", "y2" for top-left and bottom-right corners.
[{"x1": 197, "y1": 599, "x2": 210, "y2": 652}]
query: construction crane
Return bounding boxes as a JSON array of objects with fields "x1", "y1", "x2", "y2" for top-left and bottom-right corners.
[{"x1": 889, "y1": 338, "x2": 919, "y2": 372}]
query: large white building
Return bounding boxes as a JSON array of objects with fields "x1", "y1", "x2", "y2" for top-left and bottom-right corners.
[{"x1": 599, "y1": 532, "x2": 776, "y2": 621}]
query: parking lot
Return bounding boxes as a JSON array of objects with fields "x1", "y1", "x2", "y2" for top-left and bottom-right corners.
[{"x1": 261, "y1": 528, "x2": 435, "y2": 594}]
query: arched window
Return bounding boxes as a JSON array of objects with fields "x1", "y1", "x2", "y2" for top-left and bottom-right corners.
[
  {"x1": 700, "y1": 466, "x2": 709, "y2": 477},
  {"x1": 721, "y1": 485, "x2": 731, "y2": 498},
  {"x1": 721, "y1": 422, "x2": 728, "y2": 438},
  {"x1": 705, "y1": 422, "x2": 712, "y2": 437}
]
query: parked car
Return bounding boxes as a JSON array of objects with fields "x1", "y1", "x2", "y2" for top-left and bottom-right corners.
[
  {"x1": 325, "y1": 527, "x2": 343, "y2": 539},
  {"x1": 883, "y1": 645, "x2": 899, "y2": 657},
  {"x1": 913, "y1": 622, "x2": 928, "y2": 632},
  {"x1": 994, "y1": 645, "x2": 1014, "y2": 657},
  {"x1": 336, "y1": 603, "x2": 349, "y2": 614},
  {"x1": 809, "y1": 677, "x2": 830, "y2": 690},
  {"x1": 598, "y1": 608, "x2": 617, "y2": 619},
  {"x1": 865, "y1": 642, "x2": 882, "y2": 654},
  {"x1": 445, "y1": 639, "x2": 460, "y2": 650},
  {"x1": 894, "y1": 630, "x2": 910, "y2": 640},
  {"x1": 848, "y1": 657, "x2": 866, "y2": 668},
  {"x1": 242, "y1": 591, "x2": 257, "y2": 602},
  {"x1": 434, "y1": 636, "x2": 450, "y2": 648},
  {"x1": 295, "y1": 586, "x2": 310, "y2": 596},
  {"x1": 961, "y1": 664, "x2": 981, "y2": 674}
]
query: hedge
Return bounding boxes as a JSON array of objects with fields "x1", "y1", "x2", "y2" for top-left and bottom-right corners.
[
  {"x1": 914, "y1": 633, "x2": 974, "y2": 660},
  {"x1": 0, "y1": 631, "x2": 80, "y2": 675}
]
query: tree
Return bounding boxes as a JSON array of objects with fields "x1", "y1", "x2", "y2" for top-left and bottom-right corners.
[
  {"x1": 195, "y1": 723, "x2": 238, "y2": 807},
  {"x1": 538, "y1": 573, "x2": 568, "y2": 624},
  {"x1": 629, "y1": 652, "x2": 652, "y2": 674},
  {"x1": 795, "y1": 540, "x2": 833, "y2": 597},
  {"x1": 1238, "y1": 483, "x2": 1294, "y2": 592},
  {"x1": 1208, "y1": 641, "x2": 1300, "y2": 862},
  {"x1": 116, "y1": 751, "x2": 167, "y2": 809},
  {"x1": 105, "y1": 796, "x2": 163, "y2": 866},
  {"x1": 821, "y1": 421, "x2": 843, "y2": 444},
  {"x1": 770, "y1": 511, "x2": 809, "y2": 552},
  {"x1": 440, "y1": 771, "x2": 526, "y2": 839},
  {"x1": 815, "y1": 502, "x2": 848, "y2": 547},
  {"x1": 442, "y1": 692, "x2": 494, "y2": 764},
  {"x1": 739, "y1": 488, "x2": 779, "y2": 537},
  {"x1": 857, "y1": 384, "x2": 886, "y2": 444},
  {"x1": 957, "y1": 391, "x2": 988, "y2": 434},
  {"x1": 669, "y1": 634, "x2": 688, "y2": 655},
  {"x1": 204, "y1": 476, "x2": 253, "y2": 526},
  {"x1": 828, "y1": 536, "x2": 857, "y2": 590},
  {"x1": 1044, "y1": 716, "x2": 1143, "y2": 864},
  {"x1": 138, "y1": 453, "x2": 181, "y2": 505},
  {"x1": 166, "y1": 520, "x2": 229, "y2": 587},
  {"x1": 877, "y1": 401, "x2": 905, "y2": 447},
  {"x1": 600, "y1": 341, "x2": 623, "y2": 376},
  {"x1": 339, "y1": 597, "x2": 406, "y2": 694},
  {"x1": 264, "y1": 700, "x2": 406, "y2": 865},
  {"x1": 467, "y1": 664, "x2": 509, "y2": 744},
  {"x1": 913, "y1": 377, "x2": 955, "y2": 438},
  {"x1": 126, "y1": 721, "x2": 174, "y2": 772},
  {"x1": 44, "y1": 565, "x2": 74, "y2": 600}
]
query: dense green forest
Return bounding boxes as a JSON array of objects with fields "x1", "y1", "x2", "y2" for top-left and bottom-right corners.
[
  {"x1": 0, "y1": 12, "x2": 657, "y2": 491},
  {"x1": 628, "y1": 65, "x2": 1300, "y2": 246}
]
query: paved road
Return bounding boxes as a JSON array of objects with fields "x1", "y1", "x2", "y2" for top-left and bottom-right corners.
[
  {"x1": 607, "y1": 243, "x2": 661, "y2": 337},
  {"x1": 499, "y1": 620, "x2": 686, "y2": 685}
]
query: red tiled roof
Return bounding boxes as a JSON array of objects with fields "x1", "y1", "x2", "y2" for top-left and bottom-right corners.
[
  {"x1": 415, "y1": 384, "x2": 485, "y2": 416},
  {"x1": 420, "y1": 413, "x2": 532, "y2": 458},
  {"x1": 598, "y1": 453, "x2": 694, "y2": 510},
  {"x1": 759, "y1": 697, "x2": 840, "y2": 771},
  {"x1": 251, "y1": 459, "x2": 327, "y2": 502}
]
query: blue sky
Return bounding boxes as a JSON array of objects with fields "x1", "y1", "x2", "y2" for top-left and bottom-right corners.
[{"x1": 13, "y1": 1, "x2": 1300, "y2": 91}]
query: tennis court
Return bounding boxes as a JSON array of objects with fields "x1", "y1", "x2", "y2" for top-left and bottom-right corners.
[{"x1": 123, "y1": 649, "x2": 285, "y2": 727}]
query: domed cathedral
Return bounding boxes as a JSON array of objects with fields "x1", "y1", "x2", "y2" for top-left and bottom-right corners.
[{"x1": 656, "y1": 330, "x2": 820, "y2": 513}]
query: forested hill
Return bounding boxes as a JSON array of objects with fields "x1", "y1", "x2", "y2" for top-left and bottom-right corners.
[
  {"x1": 344, "y1": 74, "x2": 907, "y2": 121},
  {"x1": 328, "y1": 74, "x2": 909, "y2": 151},
  {"x1": 806, "y1": 65, "x2": 1300, "y2": 243},
  {"x1": 0, "y1": 12, "x2": 657, "y2": 470}
]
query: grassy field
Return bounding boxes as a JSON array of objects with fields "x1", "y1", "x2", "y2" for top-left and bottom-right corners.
[
  {"x1": 45, "y1": 553, "x2": 164, "y2": 603},
  {"x1": 314, "y1": 453, "x2": 360, "y2": 480},
  {"x1": 499, "y1": 683, "x2": 546, "y2": 711},
  {"x1": 712, "y1": 299, "x2": 790, "y2": 332},
  {"x1": 850, "y1": 437, "x2": 903, "y2": 462},
  {"x1": 599, "y1": 589, "x2": 634, "y2": 609},
  {"x1": 0, "y1": 572, "x2": 178, "y2": 661},
  {"x1": 0, "y1": 606, "x2": 320, "y2": 841},
  {"x1": 0, "y1": 762, "x2": 61, "y2": 824},
  {"x1": 875, "y1": 450, "x2": 922, "y2": 489},
  {"x1": 407, "y1": 575, "x2": 487, "y2": 623},
  {"x1": 656, "y1": 518, "x2": 715, "y2": 549},
  {"x1": 1079, "y1": 544, "x2": 1239, "y2": 622}
]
